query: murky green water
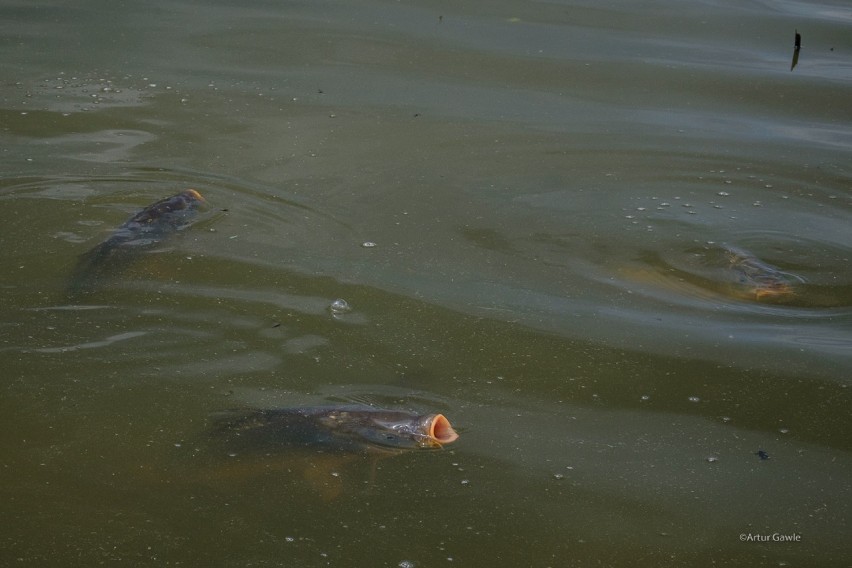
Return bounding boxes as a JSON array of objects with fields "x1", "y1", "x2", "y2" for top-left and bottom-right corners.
[{"x1": 2, "y1": 0, "x2": 851, "y2": 566}]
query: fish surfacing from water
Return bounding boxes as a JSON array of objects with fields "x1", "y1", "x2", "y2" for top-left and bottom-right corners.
[
  {"x1": 723, "y1": 245, "x2": 801, "y2": 301},
  {"x1": 212, "y1": 406, "x2": 459, "y2": 453},
  {"x1": 197, "y1": 406, "x2": 459, "y2": 499},
  {"x1": 69, "y1": 189, "x2": 205, "y2": 294}
]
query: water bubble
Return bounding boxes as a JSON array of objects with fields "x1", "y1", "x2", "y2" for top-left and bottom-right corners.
[
  {"x1": 553, "y1": 473, "x2": 565, "y2": 480},
  {"x1": 399, "y1": 561, "x2": 415, "y2": 568},
  {"x1": 718, "y1": 191, "x2": 730, "y2": 196},
  {"x1": 705, "y1": 456, "x2": 719, "y2": 463},
  {"x1": 688, "y1": 396, "x2": 701, "y2": 403},
  {"x1": 779, "y1": 428, "x2": 789, "y2": 434},
  {"x1": 361, "y1": 241, "x2": 377, "y2": 248},
  {"x1": 329, "y1": 298, "x2": 351, "y2": 315},
  {"x1": 640, "y1": 395, "x2": 650, "y2": 401}
]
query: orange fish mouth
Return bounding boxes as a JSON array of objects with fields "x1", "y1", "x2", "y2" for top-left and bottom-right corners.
[
  {"x1": 184, "y1": 188, "x2": 206, "y2": 203},
  {"x1": 428, "y1": 414, "x2": 459, "y2": 445}
]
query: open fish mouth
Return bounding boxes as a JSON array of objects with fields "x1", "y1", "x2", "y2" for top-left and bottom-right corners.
[
  {"x1": 426, "y1": 414, "x2": 459, "y2": 446},
  {"x1": 183, "y1": 188, "x2": 206, "y2": 204}
]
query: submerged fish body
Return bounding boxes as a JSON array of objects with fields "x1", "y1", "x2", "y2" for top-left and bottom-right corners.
[
  {"x1": 98, "y1": 189, "x2": 205, "y2": 249},
  {"x1": 618, "y1": 245, "x2": 805, "y2": 305},
  {"x1": 723, "y1": 245, "x2": 799, "y2": 300},
  {"x1": 212, "y1": 406, "x2": 460, "y2": 455},
  {"x1": 69, "y1": 189, "x2": 205, "y2": 294},
  {"x1": 194, "y1": 406, "x2": 459, "y2": 499}
]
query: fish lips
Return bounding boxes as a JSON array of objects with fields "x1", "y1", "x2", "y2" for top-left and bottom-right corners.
[
  {"x1": 362, "y1": 413, "x2": 460, "y2": 450},
  {"x1": 424, "y1": 413, "x2": 460, "y2": 447}
]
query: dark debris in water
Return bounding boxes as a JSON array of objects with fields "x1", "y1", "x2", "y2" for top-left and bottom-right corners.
[{"x1": 755, "y1": 449, "x2": 770, "y2": 460}]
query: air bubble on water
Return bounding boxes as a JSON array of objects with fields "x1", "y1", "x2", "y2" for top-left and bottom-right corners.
[
  {"x1": 285, "y1": 537, "x2": 295, "y2": 542},
  {"x1": 706, "y1": 456, "x2": 719, "y2": 463},
  {"x1": 399, "y1": 561, "x2": 415, "y2": 568},
  {"x1": 779, "y1": 428, "x2": 789, "y2": 434},
  {"x1": 361, "y1": 241, "x2": 377, "y2": 248},
  {"x1": 688, "y1": 396, "x2": 700, "y2": 403},
  {"x1": 640, "y1": 395, "x2": 650, "y2": 401},
  {"x1": 721, "y1": 416, "x2": 732, "y2": 423},
  {"x1": 553, "y1": 473, "x2": 565, "y2": 480},
  {"x1": 460, "y1": 479, "x2": 470, "y2": 485},
  {"x1": 718, "y1": 191, "x2": 730, "y2": 196},
  {"x1": 329, "y1": 298, "x2": 351, "y2": 315}
]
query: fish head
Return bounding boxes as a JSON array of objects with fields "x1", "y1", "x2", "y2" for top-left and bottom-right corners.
[{"x1": 348, "y1": 412, "x2": 460, "y2": 450}]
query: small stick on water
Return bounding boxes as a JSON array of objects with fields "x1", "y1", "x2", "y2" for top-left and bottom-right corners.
[{"x1": 790, "y1": 30, "x2": 801, "y2": 71}]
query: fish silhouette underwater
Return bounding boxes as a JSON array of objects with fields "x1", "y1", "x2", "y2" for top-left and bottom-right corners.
[
  {"x1": 618, "y1": 244, "x2": 804, "y2": 304},
  {"x1": 69, "y1": 189, "x2": 206, "y2": 295},
  {"x1": 185, "y1": 406, "x2": 460, "y2": 500},
  {"x1": 722, "y1": 245, "x2": 802, "y2": 301}
]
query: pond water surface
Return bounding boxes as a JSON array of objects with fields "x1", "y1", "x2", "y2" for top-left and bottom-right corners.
[{"x1": 1, "y1": 0, "x2": 851, "y2": 566}]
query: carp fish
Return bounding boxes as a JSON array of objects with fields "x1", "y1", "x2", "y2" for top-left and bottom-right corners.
[
  {"x1": 618, "y1": 244, "x2": 804, "y2": 304},
  {"x1": 193, "y1": 406, "x2": 460, "y2": 500},
  {"x1": 723, "y1": 245, "x2": 802, "y2": 301},
  {"x1": 69, "y1": 189, "x2": 205, "y2": 294},
  {"x1": 211, "y1": 406, "x2": 459, "y2": 453}
]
